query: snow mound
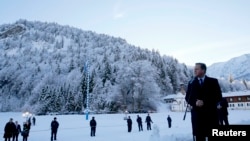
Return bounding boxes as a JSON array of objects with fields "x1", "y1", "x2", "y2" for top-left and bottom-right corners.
[{"x1": 149, "y1": 124, "x2": 160, "y2": 141}]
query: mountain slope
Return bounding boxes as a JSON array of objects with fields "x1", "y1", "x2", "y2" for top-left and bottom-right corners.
[
  {"x1": 0, "y1": 19, "x2": 192, "y2": 113},
  {"x1": 207, "y1": 54, "x2": 250, "y2": 81}
]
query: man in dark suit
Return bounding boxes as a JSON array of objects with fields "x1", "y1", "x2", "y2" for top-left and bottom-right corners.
[
  {"x1": 127, "y1": 116, "x2": 132, "y2": 132},
  {"x1": 90, "y1": 117, "x2": 97, "y2": 137},
  {"x1": 13, "y1": 121, "x2": 21, "y2": 141},
  {"x1": 4, "y1": 118, "x2": 16, "y2": 141},
  {"x1": 167, "y1": 115, "x2": 172, "y2": 128},
  {"x1": 185, "y1": 63, "x2": 222, "y2": 141},
  {"x1": 145, "y1": 114, "x2": 153, "y2": 130},
  {"x1": 51, "y1": 117, "x2": 59, "y2": 141},
  {"x1": 217, "y1": 97, "x2": 229, "y2": 125},
  {"x1": 136, "y1": 115, "x2": 143, "y2": 131}
]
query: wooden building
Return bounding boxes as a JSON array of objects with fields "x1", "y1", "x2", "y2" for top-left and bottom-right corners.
[
  {"x1": 222, "y1": 91, "x2": 250, "y2": 110},
  {"x1": 163, "y1": 84, "x2": 187, "y2": 112},
  {"x1": 163, "y1": 90, "x2": 250, "y2": 111}
]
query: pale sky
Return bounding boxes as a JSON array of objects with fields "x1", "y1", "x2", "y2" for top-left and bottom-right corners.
[{"x1": 1, "y1": 0, "x2": 250, "y2": 66}]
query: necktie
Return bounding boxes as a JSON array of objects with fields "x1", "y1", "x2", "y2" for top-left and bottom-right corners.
[{"x1": 199, "y1": 79, "x2": 203, "y2": 86}]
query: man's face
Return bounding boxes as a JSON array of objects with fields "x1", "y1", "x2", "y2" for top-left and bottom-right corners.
[{"x1": 194, "y1": 64, "x2": 204, "y2": 77}]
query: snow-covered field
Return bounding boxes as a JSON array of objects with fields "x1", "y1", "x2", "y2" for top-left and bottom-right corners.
[{"x1": 1, "y1": 110, "x2": 250, "y2": 141}]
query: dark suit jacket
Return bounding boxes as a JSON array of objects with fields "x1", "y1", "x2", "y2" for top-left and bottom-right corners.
[
  {"x1": 185, "y1": 75, "x2": 222, "y2": 136},
  {"x1": 4, "y1": 122, "x2": 16, "y2": 138},
  {"x1": 127, "y1": 118, "x2": 132, "y2": 126},
  {"x1": 51, "y1": 120, "x2": 59, "y2": 132},
  {"x1": 90, "y1": 119, "x2": 97, "y2": 127},
  {"x1": 14, "y1": 124, "x2": 21, "y2": 134}
]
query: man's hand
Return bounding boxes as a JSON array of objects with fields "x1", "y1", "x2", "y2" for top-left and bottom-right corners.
[
  {"x1": 188, "y1": 104, "x2": 193, "y2": 109},
  {"x1": 217, "y1": 104, "x2": 222, "y2": 109},
  {"x1": 196, "y1": 99, "x2": 204, "y2": 107}
]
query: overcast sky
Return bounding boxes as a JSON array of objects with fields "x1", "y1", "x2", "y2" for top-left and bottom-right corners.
[{"x1": 1, "y1": 0, "x2": 250, "y2": 66}]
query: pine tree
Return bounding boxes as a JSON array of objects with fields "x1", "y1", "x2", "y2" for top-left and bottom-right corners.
[
  {"x1": 166, "y1": 58, "x2": 179, "y2": 93},
  {"x1": 100, "y1": 54, "x2": 112, "y2": 86},
  {"x1": 229, "y1": 74, "x2": 234, "y2": 83},
  {"x1": 55, "y1": 63, "x2": 61, "y2": 75},
  {"x1": 80, "y1": 73, "x2": 87, "y2": 108},
  {"x1": 68, "y1": 58, "x2": 75, "y2": 72},
  {"x1": 65, "y1": 91, "x2": 75, "y2": 112},
  {"x1": 37, "y1": 86, "x2": 50, "y2": 114},
  {"x1": 243, "y1": 79, "x2": 249, "y2": 89}
]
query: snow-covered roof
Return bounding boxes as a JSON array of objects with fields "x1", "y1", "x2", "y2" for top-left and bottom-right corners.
[
  {"x1": 176, "y1": 92, "x2": 185, "y2": 98},
  {"x1": 163, "y1": 94, "x2": 176, "y2": 100},
  {"x1": 222, "y1": 91, "x2": 250, "y2": 97},
  {"x1": 163, "y1": 92, "x2": 185, "y2": 100}
]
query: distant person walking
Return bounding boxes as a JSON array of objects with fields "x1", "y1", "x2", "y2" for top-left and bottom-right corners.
[
  {"x1": 217, "y1": 97, "x2": 229, "y2": 125},
  {"x1": 136, "y1": 115, "x2": 143, "y2": 131},
  {"x1": 127, "y1": 116, "x2": 132, "y2": 132},
  {"x1": 32, "y1": 117, "x2": 36, "y2": 126},
  {"x1": 167, "y1": 115, "x2": 172, "y2": 128},
  {"x1": 13, "y1": 121, "x2": 21, "y2": 141},
  {"x1": 27, "y1": 118, "x2": 31, "y2": 127},
  {"x1": 90, "y1": 117, "x2": 97, "y2": 137},
  {"x1": 145, "y1": 114, "x2": 153, "y2": 130},
  {"x1": 4, "y1": 118, "x2": 16, "y2": 141},
  {"x1": 21, "y1": 122, "x2": 30, "y2": 141},
  {"x1": 51, "y1": 117, "x2": 59, "y2": 141}
]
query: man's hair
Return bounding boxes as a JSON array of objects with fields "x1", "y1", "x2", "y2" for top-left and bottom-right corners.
[{"x1": 195, "y1": 63, "x2": 207, "y2": 73}]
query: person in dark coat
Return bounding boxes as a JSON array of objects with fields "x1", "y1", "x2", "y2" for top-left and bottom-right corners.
[
  {"x1": 217, "y1": 97, "x2": 229, "y2": 125},
  {"x1": 185, "y1": 63, "x2": 222, "y2": 141},
  {"x1": 127, "y1": 116, "x2": 132, "y2": 132},
  {"x1": 4, "y1": 118, "x2": 16, "y2": 141},
  {"x1": 167, "y1": 115, "x2": 172, "y2": 128},
  {"x1": 13, "y1": 121, "x2": 21, "y2": 141},
  {"x1": 32, "y1": 117, "x2": 36, "y2": 126},
  {"x1": 21, "y1": 122, "x2": 30, "y2": 141},
  {"x1": 90, "y1": 117, "x2": 97, "y2": 137},
  {"x1": 145, "y1": 114, "x2": 153, "y2": 130},
  {"x1": 27, "y1": 118, "x2": 31, "y2": 127},
  {"x1": 26, "y1": 122, "x2": 31, "y2": 133},
  {"x1": 51, "y1": 117, "x2": 59, "y2": 141},
  {"x1": 136, "y1": 115, "x2": 143, "y2": 131}
]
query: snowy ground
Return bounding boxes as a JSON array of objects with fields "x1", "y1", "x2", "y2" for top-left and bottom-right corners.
[{"x1": 1, "y1": 110, "x2": 250, "y2": 141}]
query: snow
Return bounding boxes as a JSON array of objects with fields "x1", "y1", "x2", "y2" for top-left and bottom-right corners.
[
  {"x1": 207, "y1": 54, "x2": 250, "y2": 81},
  {"x1": 32, "y1": 41, "x2": 46, "y2": 51},
  {"x1": 1, "y1": 110, "x2": 250, "y2": 141},
  {"x1": 163, "y1": 93, "x2": 185, "y2": 101},
  {"x1": 6, "y1": 48, "x2": 18, "y2": 56},
  {"x1": 162, "y1": 94, "x2": 176, "y2": 99}
]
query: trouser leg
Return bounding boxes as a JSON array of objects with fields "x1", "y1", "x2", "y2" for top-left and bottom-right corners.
[
  {"x1": 51, "y1": 131, "x2": 54, "y2": 141},
  {"x1": 195, "y1": 135, "x2": 206, "y2": 141},
  {"x1": 54, "y1": 131, "x2": 57, "y2": 140},
  {"x1": 224, "y1": 117, "x2": 229, "y2": 125},
  {"x1": 93, "y1": 127, "x2": 96, "y2": 136}
]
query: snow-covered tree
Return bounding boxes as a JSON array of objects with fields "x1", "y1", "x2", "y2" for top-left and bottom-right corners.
[{"x1": 0, "y1": 19, "x2": 246, "y2": 113}]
